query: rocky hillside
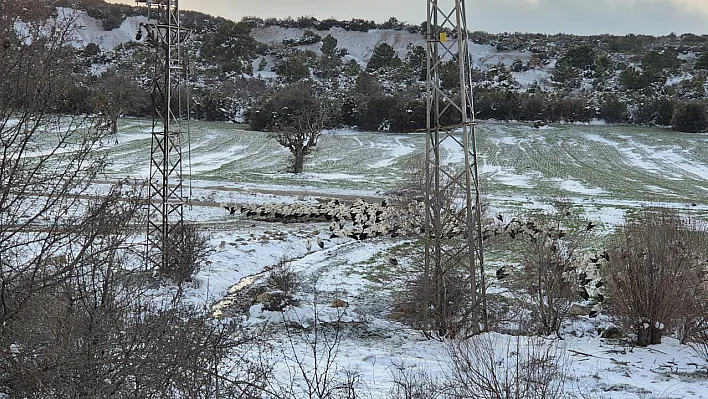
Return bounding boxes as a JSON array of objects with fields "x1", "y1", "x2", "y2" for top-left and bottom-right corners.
[{"x1": 14, "y1": 0, "x2": 708, "y2": 131}]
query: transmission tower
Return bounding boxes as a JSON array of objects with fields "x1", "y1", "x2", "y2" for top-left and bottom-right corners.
[
  {"x1": 135, "y1": 0, "x2": 190, "y2": 271},
  {"x1": 424, "y1": 0, "x2": 486, "y2": 336}
]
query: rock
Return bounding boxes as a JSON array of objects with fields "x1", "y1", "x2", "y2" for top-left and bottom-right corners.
[
  {"x1": 256, "y1": 292, "x2": 271, "y2": 303},
  {"x1": 331, "y1": 299, "x2": 349, "y2": 308},
  {"x1": 600, "y1": 326, "x2": 622, "y2": 339},
  {"x1": 569, "y1": 303, "x2": 592, "y2": 316}
]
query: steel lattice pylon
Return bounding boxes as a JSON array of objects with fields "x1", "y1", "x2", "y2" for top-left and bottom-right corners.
[
  {"x1": 136, "y1": 0, "x2": 190, "y2": 271},
  {"x1": 424, "y1": 0, "x2": 486, "y2": 336}
]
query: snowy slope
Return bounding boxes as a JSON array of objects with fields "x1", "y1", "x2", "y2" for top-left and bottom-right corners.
[{"x1": 57, "y1": 7, "x2": 148, "y2": 50}]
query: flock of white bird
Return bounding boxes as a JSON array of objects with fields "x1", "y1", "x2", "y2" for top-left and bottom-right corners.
[{"x1": 223, "y1": 198, "x2": 606, "y2": 308}]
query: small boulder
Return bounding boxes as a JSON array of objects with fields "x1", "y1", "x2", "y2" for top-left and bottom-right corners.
[
  {"x1": 600, "y1": 326, "x2": 622, "y2": 339},
  {"x1": 331, "y1": 299, "x2": 349, "y2": 308},
  {"x1": 569, "y1": 303, "x2": 592, "y2": 316},
  {"x1": 256, "y1": 292, "x2": 271, "y2": 303}
]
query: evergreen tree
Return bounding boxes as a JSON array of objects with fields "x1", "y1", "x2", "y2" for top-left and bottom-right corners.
[
  {"x1": 695, "y1": 52, "x2": 708, "y2": 70},
  {"x1": 405, "y1": 44, "x2": 426, "y2": 81},
  {"x1": 366, "y1": 42, "x2": 401, "y2": 72},
  {"x1": 619, "y1": 68, "x2": 650, "y2": 90},
  {"x1": 558, "y1": 45, "x2": 595, "y2": 70},
  {"x1": 201, "y1": 21, "x2": 259, "y2": 74},
  {"x1": 276, "y1": 53, "x2": 310, "y2": 83},
  {"x1": 321, "y1": 34, "x2": 338, "y2": 57},
  {"x1": 656, "y1": 97, "x2": 675, "y2": 126}
]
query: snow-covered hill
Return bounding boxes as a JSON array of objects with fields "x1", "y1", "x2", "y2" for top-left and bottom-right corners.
[{"x1": 61, "y1": 7, "x2": 147, "y2": 50}]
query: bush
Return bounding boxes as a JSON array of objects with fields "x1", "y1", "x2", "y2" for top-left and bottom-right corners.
[
  {"x1": 691, "y1": 320, "x2": 708, "y2": 364},
  {"x1": 672, "y1": 101, "x2": 708, "y2": 132},
  {"x1": 598, "y1": 94, "x2": 628, "y2": 123},
  {"x1": 642, "y1": 49, "x2": 681, "y2": 75},
  {"x1": 356, "y1": 95, "x2": 399, "y2": 131},
  {"x1": 656, "y1": 97, "x2": 675, "y2": 126},
  {"x1": 389, "y1": 361, "x2": 449, "y2": 399},
  {"x1": 201, "y1": 21, "x2": 259, "y2": 74},
  {"x1": 619, "y1": 68, "x2": 650, "y2": 90},
  {"x1": 276, "y1": 53, "x2": 311, "y2": 83},
  {"x1": 695, "y1": 52, "x2": 708, "y2": 70},
  {"x1": 448, "y1": 333, "x2": 569, "y2": 399},
  {"x1": 602, "y1": 208, "x2": 708, "y2": 346},
  {"x1": 267, "y1": 259, "x2": 302, "y2": 295},
  {"x1": 505, "y1": 205, "x2": 593, "y2": 336},
  {"x1": 558, "y1": 45, "x2": 595, "y2": 70},
  {"x1": 161, "y1": 222, "x2": 210, "y2": 288}
]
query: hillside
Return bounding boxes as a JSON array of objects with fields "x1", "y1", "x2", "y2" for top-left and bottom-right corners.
[{"x1": 11, "y1": 0, "x2": 708, "y2": 131}]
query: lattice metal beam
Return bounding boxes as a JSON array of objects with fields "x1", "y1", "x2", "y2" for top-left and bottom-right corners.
[
  {"x1": 136, "y1": 0, "x2": 190, "y2": 271},
  {"x1": 424, "y1": 0, "x2": 486, "y2": 336}
]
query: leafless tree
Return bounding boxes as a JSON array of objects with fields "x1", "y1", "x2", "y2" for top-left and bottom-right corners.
[
  {"x1": 509, "y1": 208, "x2": 586, "y2": 336},
  {"x1": 0, "y1": 1, "x2": 113, "y2": 343},
  {"x1": 394, "y1": 159, "x2": 488, "y2": 339},
  {"x1": 0, "y1": 5, "x2": 273, "y2": 397},
  {"x1": 602, "y1": 207, "x2": 708, "y2": 346},
  {"x1": 161, "y1": 221, "x2": 211, "y2": 296},
  {"x1": 275, "y1": 276, "x2": 360, "y2": 399}
]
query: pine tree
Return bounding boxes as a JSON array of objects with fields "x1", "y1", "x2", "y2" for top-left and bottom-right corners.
[
  {"x1": 366, "y1": 43, "x2": 401, "y2": 72},
  {"x1": 321, "y1": 34, "x2": 338, "y2": 58}
]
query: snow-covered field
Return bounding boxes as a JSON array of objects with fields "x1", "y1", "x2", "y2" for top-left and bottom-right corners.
[{"x1": 87, "y1": 119, "x2": 708, "y2": 398}]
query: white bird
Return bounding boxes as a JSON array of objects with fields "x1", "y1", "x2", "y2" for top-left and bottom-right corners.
[
  {"x1": 317, "y1": 236, "x2": 325, "y2": 250},
  {"x1": 306, "y1": 239, "x2": 312, "y2": 252}
]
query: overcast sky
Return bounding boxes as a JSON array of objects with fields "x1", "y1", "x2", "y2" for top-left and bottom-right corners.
[{"x1": 113, "y1": 0, "x2": 708, "y2": 35}]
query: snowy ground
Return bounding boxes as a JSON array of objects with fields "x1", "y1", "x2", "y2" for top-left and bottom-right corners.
[{"x1": 95, "y1": 119, "x2": 708, "y2": 398}]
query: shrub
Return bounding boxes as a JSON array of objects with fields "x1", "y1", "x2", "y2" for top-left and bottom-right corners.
[
  {"x1": 598, "y1": 94, "x2": 629, "y2": 123},
  {"x1": 448, "y1": 333, "x2": 569, "y2": 399},
  {"x1": 558, "y1": 45, "x2": 595, "y2": 70},
  {"x1": 161, "y1": 222, "x2": 210, "y2": 288},
  {"x1": 389, "y1": 361, "x2": 449, "y2": 399},
  {"x1": 267, "y1": 259, "x2": 302, "y2": 296},
  {"x1": 619, "y1": 68, "x2": 650, "y2": 90},
  {"x1": 276, "y1": 53, "x2": 311, "y2": 83},
  {"x1": 691, "y1": 320, "x2": 708, "y2": 364},
  {"x1": 602, "y1": 208, "x2": 708, "y2": 346},
  {"x1": 695, "y1": 52, "x2": 708, "y2": 70},
  {"x1": 672, "y1": 101, "x2": 708, "y2": 133},
  {"x1": 508, "y1": 206, "x2": 591, "y2": 336},
  {"x1": 656, "y1": 97, "x2": 675, "y2": 126}
]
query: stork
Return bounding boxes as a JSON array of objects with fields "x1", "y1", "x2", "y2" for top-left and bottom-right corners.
[{"x1": 221, "y1": 203, "x2": 238, "y2": 215}]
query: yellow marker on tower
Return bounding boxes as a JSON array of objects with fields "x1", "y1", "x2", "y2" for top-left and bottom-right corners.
[{"x1": 440, "y1": 31, "x2": 448, "y2": 43}]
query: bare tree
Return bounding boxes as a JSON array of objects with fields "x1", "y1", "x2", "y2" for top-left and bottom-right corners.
[
  {"x1": 275, "y1": 275, "x2": 360, "y2": 399},
  {"x1": 603, "y1": 207, "x2": 708, "y2": 346},
  {"x1": 0, "y1": 5, "x2": 273, "y2": 398},
  {"x1": 161, "y1": 221, "x2": 210, "y2": 296},
  {"x1": 267, "y1": 82, "x2": 330, "y2": 173},
  {"x1": 0, "y1": 2, "x2": 112, "y2": 342},
  {"x1": 509, "y1": 207, "x2": 587, "y2": 336},
  {"x1": 394, "y1": 159, "x2": 487, "y2": 339}
]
